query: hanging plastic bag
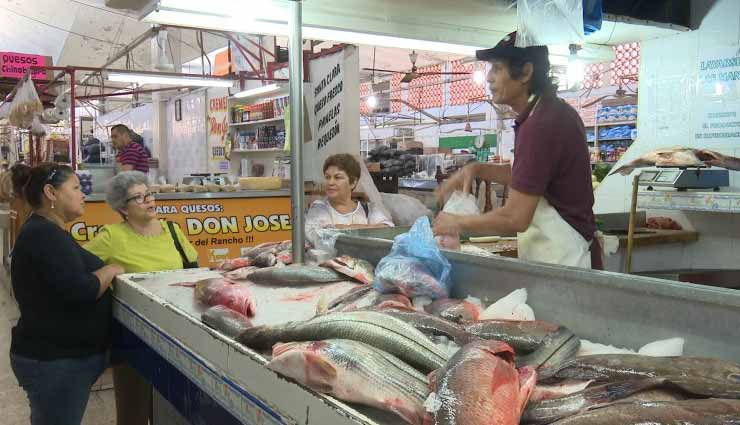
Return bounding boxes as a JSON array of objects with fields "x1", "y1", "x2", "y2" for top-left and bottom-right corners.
[
  {"x1": 374, "y1": 216, "x2": 452, "y2": 299},
  {"x1": 516, "y1": 0, "x2": 584, "y2": 47},
  {"x1": 380, "y1": 192, "x2": 432, "y2": 226},
  {"x1": 436, "y1": 190, "x2": 481, "y2": 250},
  {"x1": 9, "y1": 76, "x2": 43, "y2": 128}
]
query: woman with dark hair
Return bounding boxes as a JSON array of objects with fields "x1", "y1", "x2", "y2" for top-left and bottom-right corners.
[
  {"x1": 435, "y1": 31, "x2": 602, "y2": 269},
  {"x1": 306, "y1": 153, "x2": 393, "y2": 229},
  {"x1": 9, "y1": 163, "x2": 123, "y2": 425},
  {"x1": 9, "y1": 163, "x2": 32, "y2": 246}
]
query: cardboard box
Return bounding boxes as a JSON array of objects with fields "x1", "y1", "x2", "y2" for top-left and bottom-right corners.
[{"x1": 366, "y1": 162, "x2": 381, "y2": 173}]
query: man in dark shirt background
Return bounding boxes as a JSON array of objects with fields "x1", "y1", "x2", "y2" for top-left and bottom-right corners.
[
  {"x1": 434, "y1": 31, "x2": 602, "y2": 269},
  {"x1": 110, "y1": 124, "x2": 150, "y2": 174}
]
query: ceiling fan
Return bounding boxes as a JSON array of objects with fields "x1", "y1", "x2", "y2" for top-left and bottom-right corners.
[{"x1": 363, "y1": 51, "x2": 470, "y2": 84}]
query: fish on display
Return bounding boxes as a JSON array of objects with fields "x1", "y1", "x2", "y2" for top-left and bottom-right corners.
[
  {"x1": 242, "y1": 242, "x2": 281, "y2": 260},
  {"x1": 238, "y1": 311, "x2": 449, "y2": 372},
  {"x1": 550, "y1": 398, "x2": 740, "y2": 425},
  {"x1": 275, "y1": 250, "x2": 292, "y2": 265},
  {"x1": 201, "y1": 305, "x2": 253, "y2": 338},
  {"x1": 428, "y1": 340, "x2": 537, "y2": 425},
  {"x1": 321, "y1": 285, "x2": 413, "y2": 314},
  {"x1": 249, "y1": 265, "x2": 346, "y2": 286},
  {"x1": 266, "y1": 339, "x2": 429, "y2": 424},
  {"x1": 425, "y1": 298, "x2": 481, "y2": 323},
  {"x1": 463, "y1": 320, "x2": 580, "y2": 379},
  {"x1": 368, "y1": 307, "x2": 476, "y2": 346},
  {"x1": 253, "y1": 251, "x2": 278, "y2": 268},
  {"x1": 521, "y1": 378, "x2": 667, "y2": 425},
  {"x1": 224, "y1": 266, "x2": 258, "y2": 281},
  {"x1": 322, "y1": 256, "x2": 375, "y2": 284},
  {"x1": 529, "y1": 379, "x2": 594, "y2": 403},
  {"x1": 609, "y1": 148, "x2": 715, "y2": 176},
  {"x1": 218, "y1": 257, "x2": 251, "y2": 271},
  {"x1": 553, "y1": 354, "x2": 740, "y2": 399},
  {"x1": 194, "y1": 278, "x2": 256, "y2": 317}
]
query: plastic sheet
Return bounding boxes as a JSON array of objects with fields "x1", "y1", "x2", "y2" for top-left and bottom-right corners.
[
  {"x1": 194, "y1": 278, "x2": 256, "y2": 317},
  {"x1": 437, "y1": 190, "x2": 481, "y2": 250},
  {"x1": 374, "y1": 217, "x2": 452, "y2": 299},
  {"x1": 516, "y1": 0, "x2": 584, "y2": 47}
]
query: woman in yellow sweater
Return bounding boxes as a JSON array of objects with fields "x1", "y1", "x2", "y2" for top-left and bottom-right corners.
[{"x1": 85, "y1": 171, "x2": 198, "y2": 425}]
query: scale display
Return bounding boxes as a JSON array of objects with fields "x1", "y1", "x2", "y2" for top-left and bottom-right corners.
[{"x1": 638, "y1": 168, "x2": 729, "y2": 191}]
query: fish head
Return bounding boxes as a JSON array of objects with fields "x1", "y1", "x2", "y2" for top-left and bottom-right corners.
[{"x1": 267, "y1": 341, "x2": 338, "y2": 393}]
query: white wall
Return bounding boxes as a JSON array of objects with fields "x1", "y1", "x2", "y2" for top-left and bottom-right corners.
[
  {"x1": 595, "y1": 0, "x2": 740, "y2": 214},
  {"x1": 96, "y1": 104, "x2": 155, "y2": 153},
  {"x1": 593, "y1": 0, "x2": 740, "y2": 274},
  {"x1": 165, "y1": 90, "x2": 208, "y2": 184}
]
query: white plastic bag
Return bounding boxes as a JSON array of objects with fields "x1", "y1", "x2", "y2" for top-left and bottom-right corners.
[
  {"x1": 442, "y1": 190, "x2": 480, "y2": 216},
  {"x1": 516, "y1": 0, "x2": 584, "y2": 47},
  {"x1": 9, "y1": 76, "x2": 43, "y2": 128},
  {"x1": 380, "y1": 192, "x2": 432, "y2": 226}
]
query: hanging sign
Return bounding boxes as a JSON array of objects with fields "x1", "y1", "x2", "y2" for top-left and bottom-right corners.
[
  {"x1": 69, "y1": 196, "x2": 292, "y2": 268},
  {"x1": 304, "y1": 46, "x2": 361, "y2": 182},
  {"x1": 695, "y1": 46, "x2": 740, "y2": 144},
  {"x1": 207, "y1": 88, "x2": 231, "y2": 172},
  {"x1": 0, "y1": 52, "x2": 50, "y2": 80}
]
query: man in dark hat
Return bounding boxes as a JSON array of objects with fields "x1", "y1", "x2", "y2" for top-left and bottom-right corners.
[{"x1": 435, "y1": 31, "x2": 602, "y2": 270}]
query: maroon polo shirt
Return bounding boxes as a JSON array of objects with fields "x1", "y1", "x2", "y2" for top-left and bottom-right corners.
[
  {"x1": 511, "y1": 95, "x2": 601, "y2": 268},
  {"x1": 117, "y1": 141, "x2": 150, "y2": 173}
]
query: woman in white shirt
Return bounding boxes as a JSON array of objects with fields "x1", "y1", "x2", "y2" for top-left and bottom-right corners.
[{"x1": 306, "y1": 154, "x2": 394, "y2": 229}]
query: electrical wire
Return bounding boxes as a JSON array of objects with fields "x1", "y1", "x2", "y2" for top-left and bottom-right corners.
[{"x1": 0, "y1": 6, "x2": 124, "y2": 47}]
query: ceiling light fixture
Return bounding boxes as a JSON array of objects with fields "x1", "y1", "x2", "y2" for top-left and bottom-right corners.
[
  {"x1": 567, "y1": 44, "x2": 585, "y2": 90},
  {"x1": 473, "y1": 70, "x2": 486, "y2": 85},
  {"x1": 366, "y1": 95, "x2": 378, "y2": 109},
  {"x1": 107, "y1": 72, "x2": 234, "y2": 88},
  {"x1": 233, "y1": 84, "x2": 282, "y2": 99}
]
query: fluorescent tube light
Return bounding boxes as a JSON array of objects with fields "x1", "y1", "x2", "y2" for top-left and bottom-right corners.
[
  {"x1": 143, "y1": 8, "x2": 485, "y2": 55},
  {"x1": 107, "y1": 72, "x2": 234, "y2": 88},
  {"x1": 233, "y1": 84, "x2": 282, "y2": 99}
]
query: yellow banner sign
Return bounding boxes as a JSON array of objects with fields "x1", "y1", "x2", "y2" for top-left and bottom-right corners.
[{"x1": 68, "y1": 196, "x2": 292, "y2": 267}]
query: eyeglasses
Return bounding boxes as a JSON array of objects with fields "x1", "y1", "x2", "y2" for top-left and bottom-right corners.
[{"x1": 125, "y1": 192, "x2": 155, "y2": 204}]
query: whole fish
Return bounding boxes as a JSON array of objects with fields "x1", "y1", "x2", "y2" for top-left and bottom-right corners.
[
  {"x1": 521, "y1": 378, "x2": 666, "y2": 425},
  {"x1": 242, "y1": 241, "x2": 281, "y2": 260},
  {"x1": 275, "y1": 249, "x2": 293, "y2": 265},
  {"x1": 201, "y1": 305, "x2": 252, "y2": 338},
  {"x1": 368, "y1": 307, "x2": 476, "y2": 346},
  {"x1": 463, "y1": 320, "x2": 580, "y2": 379},
  {"x1": 428, "y1": 340, "x2": 537, "y2": 425},
  {"x1": 530, "y1": 380, "x2": 594, "y2": 403},
  {"x1": 218, "y1": 257, "x2": 252, "y2": 271},
  {"x1": 266, "y1": 339, "x2": 428, "y2": 424},
  {"x1": 554, "y1": 354, "x2": 740, "y2": 399},
  {"x1": 322, "y1": 255, "x2": 375, "y2": 285},
  {"x1": 249, "y1": 265, "x2": 345, "y2": 286},
  {"x1": 425, "y1": 298, "x2": 481, "y2": 323},
  {"x1": 551, "y1": 398, "x2": 740, "y2": 425},
  {"x1": 610, "y1": 147, "x2": 714, "y2": 176},
  {"x1": 237, "y1": 311, "x2": 448, "y2": 372},
  {"x1": 194, "y1": 278, "x2": 256, "y2": 317},
  {"x1": 224, "y1": 266, "x2": 258, "y2": 281},
  {"x1": 253, "y1": 251, "x2": 278, "y2": 268},
  {"x1": 320, "y1": 285, "x2": 412, "y2": 314}
]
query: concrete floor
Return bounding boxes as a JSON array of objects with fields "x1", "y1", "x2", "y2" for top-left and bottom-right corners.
[{"x1": 0, "y1": 271, "x2": 117, "y2": 425}]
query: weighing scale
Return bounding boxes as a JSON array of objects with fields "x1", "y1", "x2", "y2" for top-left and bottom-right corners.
[{"x1": 638, "y1": 167, "x2": 729, "y2": 191}]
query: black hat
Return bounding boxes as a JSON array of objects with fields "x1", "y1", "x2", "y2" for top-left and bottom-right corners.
[{"x1": 476, "y1": 31, "x2": 549, "y2": 63}]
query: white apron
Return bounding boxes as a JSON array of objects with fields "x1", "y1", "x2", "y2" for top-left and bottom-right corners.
[{"x1": 517, "y1": 198, "x2": 591, "y2": 268}]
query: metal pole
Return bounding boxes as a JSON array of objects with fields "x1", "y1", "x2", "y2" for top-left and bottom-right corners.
[
  {"x1": 70, "y1": 69, "x2": 77, "y2": 170},
  {"x1": 626, "y1": 173, "x2": 640, "y2": 273},
  {"x1": 289, "y1": 0, "x2": 305, "y2": 264}
]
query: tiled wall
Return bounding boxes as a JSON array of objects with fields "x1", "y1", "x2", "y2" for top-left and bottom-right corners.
[{"x1": 165, "y1": 91, "x2": 208, "y2": 184}]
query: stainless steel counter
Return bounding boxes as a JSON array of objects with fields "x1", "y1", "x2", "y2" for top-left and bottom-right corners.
[{"x1": 85, "y1": 189, "x2": 291, "y2": 202}]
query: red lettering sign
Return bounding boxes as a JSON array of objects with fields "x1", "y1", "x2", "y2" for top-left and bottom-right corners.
[
  {"x1": 209, "y1": 96, "x2": 228, "y2": 112},
  {"x1": 0, "y1": 52, "x2": 49, "y2": 80}
]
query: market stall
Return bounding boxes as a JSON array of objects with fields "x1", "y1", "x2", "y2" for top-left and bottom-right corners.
[{"x1": 112, "y1": 233, "x2": 740, "y2": 424}]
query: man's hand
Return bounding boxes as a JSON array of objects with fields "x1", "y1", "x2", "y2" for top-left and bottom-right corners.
[{"x1": 433, "y1": 212, "x2": 463, "y2": 236}]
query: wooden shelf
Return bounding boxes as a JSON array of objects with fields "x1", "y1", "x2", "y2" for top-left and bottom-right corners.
[
  {"x1": 591, "y1": 120, "x2": 637, "y2": 127},
  {"x1": 231, "y1": 148, "x2": 287, "y2": 154},
  {"x1": 229, "y1": 116, "x2": 285, "y2": 127}
]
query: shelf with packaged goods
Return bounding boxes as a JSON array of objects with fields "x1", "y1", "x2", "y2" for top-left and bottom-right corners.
[
  {"x1": 588, "y1": 120, "x2": 637, "y2": 127},
  {"x1": 231, "y1": 148, "x2": 287, "y2": 154},
  {"x1": 229, "y1": 116, "x2": 285, "y2": 127}
]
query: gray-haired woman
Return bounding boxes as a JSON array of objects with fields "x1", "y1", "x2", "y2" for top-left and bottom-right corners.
[{"x1": 85, "y1": 171, "x2": 198, "y2": 425}]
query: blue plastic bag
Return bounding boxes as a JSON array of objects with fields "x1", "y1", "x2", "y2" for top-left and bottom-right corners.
[{"x1": 373, "y1": 217, "x2": 453, "y2": 299}]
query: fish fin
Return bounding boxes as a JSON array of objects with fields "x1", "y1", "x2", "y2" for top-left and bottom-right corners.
[
  {"x1": 582, "y1": 378, "x2": 665, "y2": 407},
  {"x1": 316, "y1": 294, "x2": 329, "y2": 316},
  {"x1": 303, "y1": 352, "x2": 337, "y2": 393},
  {"x1": 383, "y1": 398, "x2": 424, "y2": 425},
  {"x1": 479, "y1": 340, "x2": 516, "y2": 364},
  {"x1": 427, "y1": 370, "x2": 439, "y2": 391},
  {"x1": 517, "y1": 366, "x2": 538, "y2": 414}
]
